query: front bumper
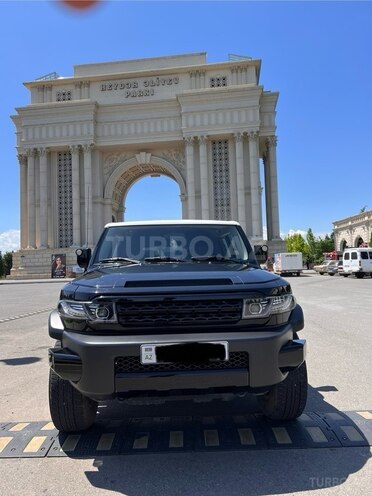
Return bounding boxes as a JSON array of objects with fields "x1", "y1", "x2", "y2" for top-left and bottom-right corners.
[{"x1": 48, "y1": 306, "x2": 306, "y2": 400}]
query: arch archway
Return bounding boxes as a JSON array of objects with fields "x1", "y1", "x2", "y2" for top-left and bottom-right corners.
[
  {"x1": 340, "y1": 239, "x2": 348, "y2": 251},
  {"x1": 104, "y1": 155, "x2": 187, "y2": 222},
  {"x1": 355, "y1": 236, "x2": 364, "y2": 247}
]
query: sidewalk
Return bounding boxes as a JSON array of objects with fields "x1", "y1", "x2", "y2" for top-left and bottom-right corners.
[{"x1": 0, "y1": 278, "x2": 74, "y2": 285}]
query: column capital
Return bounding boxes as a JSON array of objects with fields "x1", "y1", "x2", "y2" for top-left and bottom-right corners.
[
  {"x1": 38, "y1": 147, "x2": 48, "y2": 156},
  {"x1": 180, "y1": 193, "x2": 187, "y2": 202},
  {"x1": 266, "y1": 136, "x2": 278, "y2": 148},
  {"x1": 17, "y1": 154, "x2": 27, "y2": 166},
  {"x1": 69, "y1": 144, "x2": 80, "y2": 154},
  {"x1": 233, "y1": 132, "x2": 244, "y2": 143},
  {"x1": 82, "y1": 143, "x2": 94, "y2": 154},
  {"x1": 247, "y1": 131, "x2": 259, "y2": 141},
  {"x1": 25, "y1": 148, "x2": 36, "y2": 158},
  {"x1": 197, "y1": 135, "x2": 208, "y2": 144},
  {"x1": 183, "y1": 136, "x2": 194, "y2": 145}
]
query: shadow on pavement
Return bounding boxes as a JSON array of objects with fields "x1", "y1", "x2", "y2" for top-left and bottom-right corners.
[
  {"x1": 59, "y1": 384, "x2": 371, "y2": 495},
  {"x1": 0, "y1": 356, "x2": 42, "y2": 366}
]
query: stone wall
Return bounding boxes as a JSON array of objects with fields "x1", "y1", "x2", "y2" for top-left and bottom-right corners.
[{"x1": 9, "y1": 248, "x2": 79, "y2": 280}]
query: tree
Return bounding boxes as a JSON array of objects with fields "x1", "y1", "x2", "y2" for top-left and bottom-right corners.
[
  {"x1": 286, "y1": 233, "x2": 308, "y2": 255},
  {"x1": 306, "y1": 228, "x2": 317, "y2": 263},
  {"x1": 0, "y1": 253, "x2": 4, "y2": 279},
  {"x1": 3, "y1": 252, "x2": 12, "y2": 276}
]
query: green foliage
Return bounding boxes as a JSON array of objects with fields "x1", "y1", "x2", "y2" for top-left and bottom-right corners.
[
  {"x1": 0, "y1": 252, "x2": 13, "y2": 278},
  {"x1": 285, "y1": 229, "x2": 335, "y2": 265},
  {"x1": 0, "y1": 253, "x2": 4, "y2": 279},
  {"x1": 370, "y1": 232, "x2": 372, "y2": 247},
  {"x1": 3, "y1": 252, "x2": 12, "y2": 276}
]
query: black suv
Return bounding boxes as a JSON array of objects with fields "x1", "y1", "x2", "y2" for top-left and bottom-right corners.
[{"x1": 48, "y1": 221, "x2": 307, "y2": 432}]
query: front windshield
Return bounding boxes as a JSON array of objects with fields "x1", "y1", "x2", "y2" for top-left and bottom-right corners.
[{"x1": 92, "y1": 224, "x2": 255, "y2": 265}]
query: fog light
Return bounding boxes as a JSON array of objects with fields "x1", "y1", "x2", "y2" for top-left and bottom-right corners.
[{"x1": 95, "y1": 306, "x2": 110, "y2": 320}]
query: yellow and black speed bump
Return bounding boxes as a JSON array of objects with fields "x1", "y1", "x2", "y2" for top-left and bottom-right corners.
[{"x1": 0, "y1": 411, "x2": 371, "y2": 458}]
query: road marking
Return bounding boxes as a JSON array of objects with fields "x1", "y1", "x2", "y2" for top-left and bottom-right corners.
[
  {"x1": 238, "y1": 428, "x2": 256, "y2": 446},
  {"x1": 340, "y1": 426, "x2": 364, "y2": 442},
  {"x1": 357, "y1": 411, "x2": 372, "y2": 420},
  {"x1": 272, "y1": 427, "x2": 292, "y2": 444},
  {"x1": 96, "y1": 433, "x2": 115, "y2": 451},
  {"x1": 133, "y1": 432, "x2": 149, "y2": 449},
  {"x1": 9, "y1": 423, "x2": 30, "y2": 432},
  {"x1": 24, "y1": 436, "x2": 47, "y2": 453},
  {"x1": 41, "y1": 422, "x2": 55, "y2": 431},
  {"x1": 204, "y1": 429, "x2": 219, "y2": 447},
  {"x1": 169, "y1": 431, "x2": 184, "y2": 448},
  {"x1": 0, "y1": 307, "x2": 54, "y2": 324},
  {"x1": 0, "y1": 437, "x2": 13, "y2": 453},
  {"x1": 61, "y1": 435, "x2": 81, "y2": 452},
  {"x1": 306, "y1": 426, "x2": 328, "y2": 443}
]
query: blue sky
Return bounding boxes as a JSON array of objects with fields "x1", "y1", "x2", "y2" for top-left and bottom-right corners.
[{"x1": 1, "y1": 0, "x2": 372, "y2": 252}]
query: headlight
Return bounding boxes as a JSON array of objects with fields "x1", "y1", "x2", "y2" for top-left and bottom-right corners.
[
  {"x1": 58, "y1": 300, "x2": 117, "y2": 323},
  {"x1": 242, "y1": 295, "x2": 295, "y2": 319}
]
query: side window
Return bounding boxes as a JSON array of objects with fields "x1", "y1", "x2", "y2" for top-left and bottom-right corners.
[
  {"x1": 369, "y1": 252, "x2": 372, "y2": 260},
  {"x1": 344, "y1": 252, "x2": 350, "y2": 260},
  {"x1": 360, "y1": 251, "x2": 368, "y2": 260},
  {"x1": 351, "y1": 252, "x2": 358, "y2": 260}
]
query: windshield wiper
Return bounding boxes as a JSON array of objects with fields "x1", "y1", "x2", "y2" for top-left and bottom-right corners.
[
  {"x1": 144, "y1": 256, "x2": 186, "y2": 263},
  {"x1": 191, "y1": 256, "x2": 249, "y2": 264},
  {"x1": 98, "y1": 257, "x2": 141, "y2": 265}
]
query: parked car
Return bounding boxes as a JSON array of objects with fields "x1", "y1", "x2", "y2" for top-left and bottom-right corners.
[
  {"x1": 313, "y1": 260, "x2": 335, "y2": 275},
  {"x1": 327, "y1": 260, "x2": 343, "y2": 276}
]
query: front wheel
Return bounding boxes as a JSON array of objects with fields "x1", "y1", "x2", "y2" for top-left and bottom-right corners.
[
  {"x1": 259, "y1": 362, "x2": 308, "y2": 420},
  {"x1": 49, "y1": 369, "x2": 97, "y2": 432},
  {"x1": 355, "y1": 273, "x2": 364, "y2": 279}
]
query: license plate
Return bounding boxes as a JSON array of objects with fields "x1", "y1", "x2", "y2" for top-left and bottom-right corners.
[{"x1": 140, "y1": 341, "x2": 229, "y2": 365}]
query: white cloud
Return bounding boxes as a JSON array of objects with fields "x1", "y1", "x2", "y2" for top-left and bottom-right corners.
[{"x1": 0, "y1": 230, "x2": 20, "y2": 254}]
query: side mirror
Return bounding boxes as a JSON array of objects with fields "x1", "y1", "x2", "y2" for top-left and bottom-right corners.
[
  {"x1": 254, "y1": 244, "x2": 269, "y2": 264},
  {"x1": 76, "y1": 248, "x2": 91, "y2": 270}
]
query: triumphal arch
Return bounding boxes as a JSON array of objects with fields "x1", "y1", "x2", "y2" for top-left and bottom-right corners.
[{"x1": 11, "y1": 53, "x2": 283, "y2": 278}]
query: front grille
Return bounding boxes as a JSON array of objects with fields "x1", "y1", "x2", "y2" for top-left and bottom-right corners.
[
  {"x1": 115, "y1": 352, "x2": 249, "y2": 373},
  {"x1": 116, "y1": 299, "x2": 243, "y2": 327}
]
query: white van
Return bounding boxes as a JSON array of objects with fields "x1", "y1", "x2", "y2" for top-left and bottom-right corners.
[{"x1": 342, "y1": 248, "x2": 372, "y2": 278}]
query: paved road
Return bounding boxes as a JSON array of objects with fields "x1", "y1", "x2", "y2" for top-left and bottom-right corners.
[{"x1": 0, "y1": 275, "x2": 371, "y2": 495}]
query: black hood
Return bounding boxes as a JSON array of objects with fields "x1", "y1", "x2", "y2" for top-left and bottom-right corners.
[{"x1": 62, "y1": 263, "x2": 285, "y2": 300}]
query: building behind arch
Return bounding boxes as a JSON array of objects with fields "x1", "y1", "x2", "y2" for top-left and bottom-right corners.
[
  {"x1": 333, "y1": 210, "x2": 372, "y2": 252},
  {"x1": 10, "y1": 52, "x2": 285, "y2": 278}
]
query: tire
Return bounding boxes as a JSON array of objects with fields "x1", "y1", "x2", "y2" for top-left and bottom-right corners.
[
  {"x1": 49, "y1": 369, "x2": 97, "y2": 432},
  {"x1": 259, "y1": 361, "x2": 308, "y2": 421},
  {"x1": 319, "y1": 272, "x2": 324, "y2": 275},
  {"x1": 329, "y1": 273, "x2": 335, "y2": 276},
  {"x1": 355, "y1": 273, "x2": 364, "y2": 279},
  {"x1": 343, "y1": 274, "x2": 349, "y2": 277}
]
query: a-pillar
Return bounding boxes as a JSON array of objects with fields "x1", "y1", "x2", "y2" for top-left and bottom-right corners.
[
  {"x1": 266, "y1": 137, "x2": 280, "y2": 239},
  {"x1": 70, "y1": 145, "x2": 81, "y2": 246},
  {"x1": 38, "y1": 147, "x2": 48, "y2": 248},
  {"x1": 83, "y1": 143, "x2": 94, "y2": 246},
  {"x1": 248, "y1": 132, "x2": 263, "y2": 239},
  {"x1": 234, "y1": 133, "x2": 246, "y2": 232},
  {"x1": 18, "y1": 154, "x2": 28, "y2": 249},
  {"x1": 26, "y1": 149, "x2": 36, "y2": 248},
  {"x1": 184, "y1": 137, "x2": 196, "y2": 219},
  {"x1": 198, "y1": 135, "x2": 210, "y2": 219}
]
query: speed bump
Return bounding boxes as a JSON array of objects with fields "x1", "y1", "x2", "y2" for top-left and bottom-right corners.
[{"x1": 0, "y1": 410, "x2": 370, "y2": 458}]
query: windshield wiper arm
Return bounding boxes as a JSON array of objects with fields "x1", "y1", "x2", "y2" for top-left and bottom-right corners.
[
  {"x1": 98, "y1": 257, "x2": 141, "y2": 265},
  {"x1": 144, "y1": 256, "x2": 186, "y2": 263},
  {"x1": 191, "y1": 256, "x2": 249, "y2": 264}
]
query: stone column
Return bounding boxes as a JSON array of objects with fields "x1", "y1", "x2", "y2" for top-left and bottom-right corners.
[
  {"x1": 266, "y1": 136, "x2": 280, "y2": 239},
  {"x1": 26, "y1": 149, "x2": 36, "y2": 248},
  {"x1": 234, "y1": 133, "x2": 246, "y2": 232},
  {"x1": 18, "y1": 154, "x2": 28, "y2": 249},
  {"x1": 248, "y1": 132, "x2": 263, "y2": 239},
  {"x1": 198, "y1": 135, "x2": 210, "y2": 220},
  {"x1": 263, "y1": 152, "x2": 272, "y2": 241},
  {"x1": 70, "y1": 145, "x2": 81, "y2": 247},
  {"x1": 83, "y1": 144, "x2": 94, "y2": 246},
  {"x1": 180, "y1": 193, "x2": 187, "y2": 219},
  {"x1": 185, "y1": 137, "x2": 196, "y2": 219},
  {"x1": 39, "y1": 147, "x2": 48, "y2": 248}
]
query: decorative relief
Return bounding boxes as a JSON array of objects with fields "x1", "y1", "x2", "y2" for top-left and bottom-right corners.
[
  {"x1": 57, "y1": 151, "x2": 73, "y2": 248},
  {"x1": 266, "y1": 136, "x2": 278, "y2": 148},
  {"x1": 158, "y1": 149, "x2": 186, "y2": 170},
  {"x1": 103, "y1": 153, "x2": 131, "y2": 178},
  {"x1": 212, "y1": 140, "x2": 231, "y2": 220},
  {"x1": 112, "y1": 164, "x2": 173, "y2": 207},
  {"x1": 17, "y1": 154, "x2": 27, "y2": 166}
]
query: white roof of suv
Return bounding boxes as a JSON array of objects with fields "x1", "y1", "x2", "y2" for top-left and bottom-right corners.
[{"x1": 105, "y1": 220, "x2": 241, "y2": 228}]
